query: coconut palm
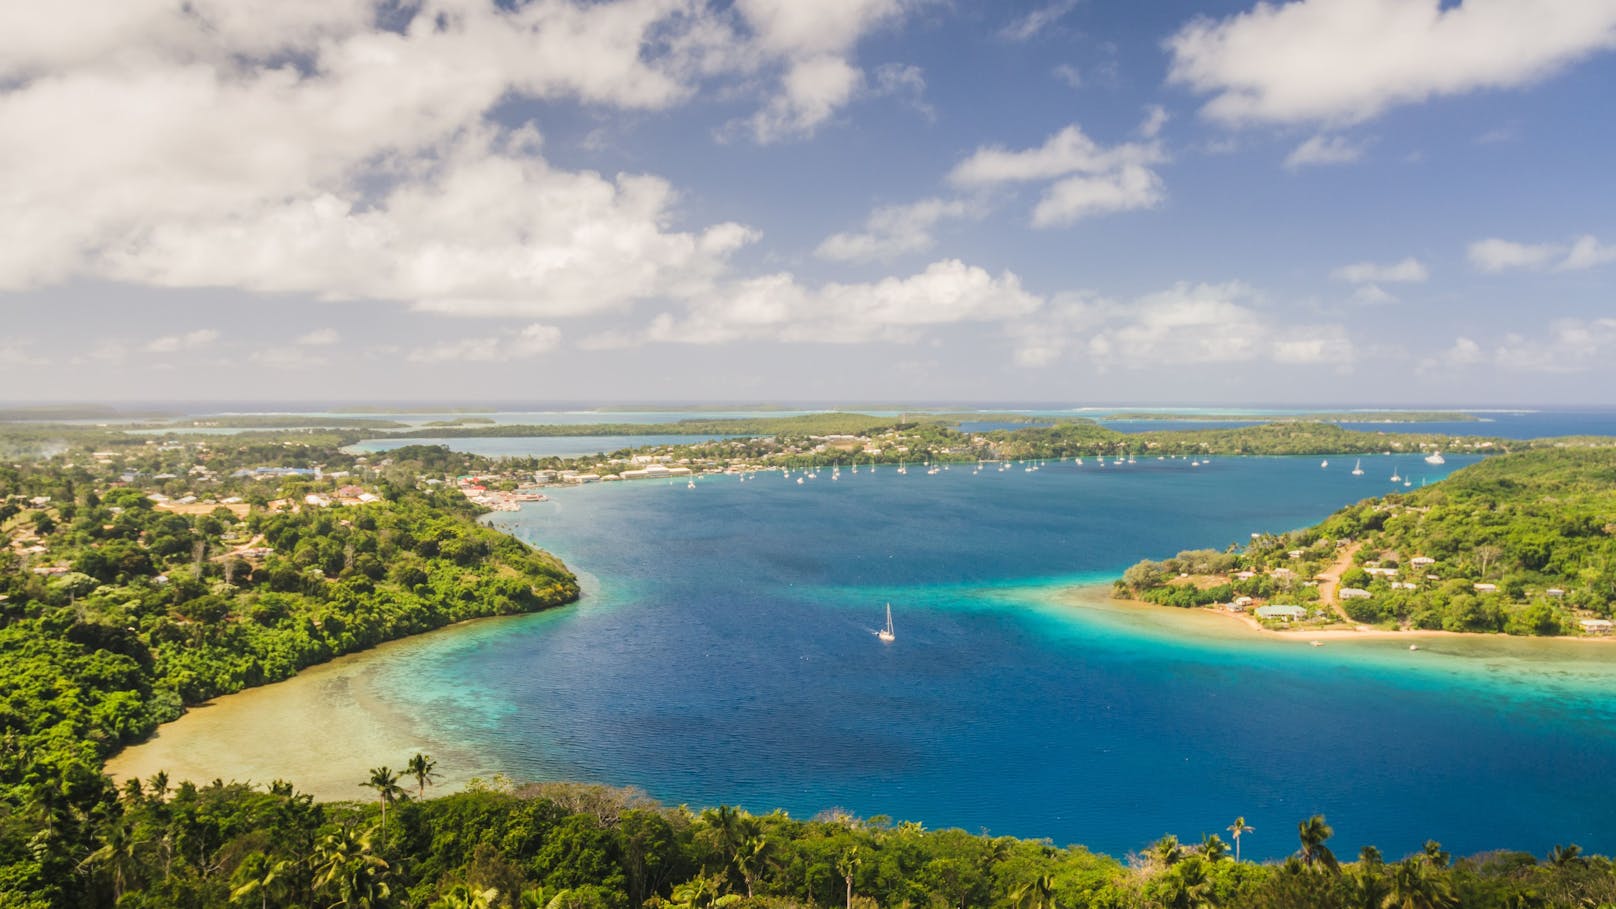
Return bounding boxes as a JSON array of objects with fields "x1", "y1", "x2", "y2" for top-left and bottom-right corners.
[
  {"x1": 1296, "y1": 815, "x2": 1339, "y2": 872},
  {"x1": 230, "y1": 855, "x2": 293, "y2": 909},
  {"x1": 361, "y1": 766, "x2": 409, "y2": 838},
  {"x1": 1548, "y1": 843, "x2": 1582, "y2": 867},
  {"x1": 836, "y1": 846, "x2": 860, "y2": 909},
  {"x1": 77, "y1": 819, "x2": 144, "y2": 902},
  {"x1": 1148, "y1": 834, "x2": 1184, "y2": 869},
  {"x1": 1227, "y1": 817, "x2": 1254, "y2": 862},
  {"x1": 1010, "y1": 873, "x2": 1057, "y2": 909},
  {"x1": 313, "y1": 826, "x2": 391, "y2": 908},
  {"x1": 407, "y1": 752, "x2": 439, "y2": 799},
  {"x1": 1199, "y1": 833, "x2": 1228, "y2": 863},
  {"x1": 1422, "y1": 840, "x2": 1450, "y2": 868},
  {"x1": 1381, "y1": 857, "x2": 1458, "y2": 909},
  {"x1": 147, "y1": 770, "x2": 170, "y2": 803}
]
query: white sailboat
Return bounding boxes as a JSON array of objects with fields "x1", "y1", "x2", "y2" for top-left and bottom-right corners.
[
  {"x1": 876, "y1": 603, "x2": 895, "y2": 643},
  {"x1": 1351, "y1": 459, "x2": 1364, "y2": 476},
  {"x1": 1390, "y1": 465, "x2": 1402, "y2": 483}
]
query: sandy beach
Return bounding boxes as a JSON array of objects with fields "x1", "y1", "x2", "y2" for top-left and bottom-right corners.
[
  {"x1": 104, "y1": 620, "x2": 515, "y2": 802},
  {"x1": 1058, "y1": 582, "x2": 1616, "y2": 649}
]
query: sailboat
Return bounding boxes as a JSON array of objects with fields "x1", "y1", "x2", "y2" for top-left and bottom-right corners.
[
  {"x1": 1351, "y1": 459, "x2": 1364, "y2": 476},
  {"x1": 876, "y1": 603, "x2": 895, "y2": 643},
  {"x1": 1390, "y1": 465, "x2": 1402, "y2": 483}
]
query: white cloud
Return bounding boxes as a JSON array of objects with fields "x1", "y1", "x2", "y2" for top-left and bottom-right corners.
[
  {"x1": 0, "y1": 0, "x2": 871, "y2": 309},
  {"x1": 1009, "y1": 281, "x2": 1354, "y2": 369},
  {"x1": 1033, "y1": 165, "x2": 1165, "y2": 227},
  {"x1": 949, "y1": 125, "x2": 1166, "y2": 227},
  {"x1": 1167, "y1": 0, "x2": 1616, "y2": 126},
  {"x1": 145, "y1": 329, "x2": 220, "y2": 353},
  {"x1": 733, "y1": 0, "x2": 910, "y2": 142},
  {"x1": 1466, "y1": 235, "x2": 1616, "y2": 273},
  {"x1": 407, "y1": 323, "x2": 564, "y2": 363},
  {"x1": 1332, "y1": 257, "x2": 1428, "y2": 284},
  {"x1": 816, "y1": 198, "x2": 973, "y2": 262},
  {"x1": 1051, "y1": 64, "x2": 1083, "y2": 89},
  {"x1": 1284, "y1": 134, "x2": 1366, "y2": 169},
  {"x1": 97, "y1": 130, "x2": 758, "y2": 318},
  {"x1": 297, "y1": 329, "x2": 340, "y2": 347},
  {"x1": 637, "y1": 259, "x2": 1042, "y2": 345},
  {"x1": 871, "y1": 63, "x2": 933, "y2": 119},
  {"x1": 1138, "y1": 105, "x2": 1170, "y2": 139},
  {"x1": 1422, "y1": 321, "x2": 1616, "y2": 373},
  {"x1": 1000, "y1": 0, "x2": 1080, "y2": 42},
  {"x1": 1348, "y1": 284, "x2": 1398, "y2": 306},
  {"x1": 1561, "y1": 235, "x2": 1616, "y2": 271},
  {"x1": 1468, "y1": 238, "x2": 1562, "y2": 272}
]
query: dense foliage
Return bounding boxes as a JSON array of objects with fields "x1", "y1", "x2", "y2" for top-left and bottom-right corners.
[
  {"x1": 0, "y1": 441, "x2": 578, "y2": 903},
  {"x1": 19, "y1": 774, "x2": 1616, "y2": 908},
  {"x1": 1116, "y1": 447, "x2": 1616, "y2": 634}
]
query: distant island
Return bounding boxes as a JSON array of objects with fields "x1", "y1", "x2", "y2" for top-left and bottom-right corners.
[
  {"x1": 1113, "y1": 447, "x2": 1616, "y2": 638},
  {"x1": 1100, "y1": 410, "x2": 1483, "y2": 423}
]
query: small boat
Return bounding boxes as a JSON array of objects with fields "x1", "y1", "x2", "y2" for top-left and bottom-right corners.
[
  {"x1": 1409, "y1": 644, "x2": 1419, "y2": 651},
  {"x1": 876, "y1": 603, "x2": 895, "y2": 643},
  {"x1": 1310, "y1": 640, "x2": 1323, "y2": 647},
  {"x1": 1320, "y1": 459, "x2": 1329, "y2": 469},
  {"x1": 1424, "y1": 451, "x2": 1445, "y2": 465},
  {"x1": 1390, "y1": 465, "x2": 1402, "y2": 483},
  {"x1": 1351, "y1": 459, "x2": 1364, "y2": 476},
  {"x1": 687, "y1": 480, "x2": 695, "y2": 489}
]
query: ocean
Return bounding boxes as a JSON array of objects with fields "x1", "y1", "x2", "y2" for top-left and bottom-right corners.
[{"x1": 338, "y1": 452, "x2": 1616, "y2": 860}]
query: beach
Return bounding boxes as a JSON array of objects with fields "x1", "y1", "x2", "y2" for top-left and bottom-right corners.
[{"x1": 104, "y1": 619, "x2": 518, "y2": 802}]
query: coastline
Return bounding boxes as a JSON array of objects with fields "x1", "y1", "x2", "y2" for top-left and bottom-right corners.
[
  {"x1": 1064, "y1": 583, "x2": 1616, "y2": 646},
  {"x1": 104, "y1": 612, "x2": 532, "y2": 802}
]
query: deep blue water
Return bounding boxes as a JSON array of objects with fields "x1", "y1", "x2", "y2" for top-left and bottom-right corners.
[{"x1": 360, "y1": 454, "x2": 1616, "y2": 860}]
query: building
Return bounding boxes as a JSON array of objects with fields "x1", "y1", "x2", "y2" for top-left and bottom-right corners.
[
  {"x1": 1255, "y1": 604, "x2": 1309, "y2": 622},
  {"x1": 1580, "y1": 619, "x2": 1613, "y2": 635},
  {"x1": 1339, "y1": 587, "x2": 1372, "y2": 599}
]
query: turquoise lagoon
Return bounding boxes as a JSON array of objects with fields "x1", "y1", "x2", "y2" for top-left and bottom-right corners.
[{"x1": 352, "y1": 454, "x2": 1613, "y2": 860}]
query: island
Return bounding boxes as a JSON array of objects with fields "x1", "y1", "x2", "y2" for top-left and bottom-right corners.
[
  {"x1": 1113, "y1": 447, "x2": 1616, "y2": 638},
  {"x1": 3, "y1": 418, "x2": 1616, "y2": 907}
]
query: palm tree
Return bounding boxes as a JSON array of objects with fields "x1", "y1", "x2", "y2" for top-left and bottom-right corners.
[
  {"x1": 1148, "y1": 834, "x2": 1184, "y2": 869},
  {"x1": 836, "y1": 846, "x2": 860, "y2": 909},
  {"x1": 147, "y1": 770, "x2": 170, "y2": 803},
  {"x1": 313, "y1": 826, "x2": 391, "y2": 908},
  {"x1": 1199, "y1": 833, "x2": 1228, "y2": 863},
  {"x1": 1010, "y1": 873, "x2": 1057, "y2": 909},
  {"x1": 78, "y1": 819, "x2": 144, "y2": 902},
  {"x1": 1548, "y1": 843, "x2": 1582, "y2": 867},
  {"x1": 733, "y1": 830, "x2": 775, "y2": 899},
  {"x1": 231, "y1": 856, "x2": 293, "y2": 909},
  {"x1": 1227, "y1": 817, "x2": 1254, "y2": 862},
  {"x1": 361, "y1": 766, "x2": 409, "y2": 838},
  {"x1": 1421, "y1": 840, "x2": 1449, "y2": 868},
  {"x1": 1380, "y1": 857, "x2": 1458, "y2": 909},
  {"x1": 1296, "y1": 815, "x2": 1339, "y2": 872},
  {"x1": 407, "y1": 752, "x2": 439, "y2": 799}
]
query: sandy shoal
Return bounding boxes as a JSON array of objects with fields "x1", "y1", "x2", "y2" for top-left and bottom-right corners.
[{"x1": 104, "y1": 625, "x2": 508, "y2": 803}]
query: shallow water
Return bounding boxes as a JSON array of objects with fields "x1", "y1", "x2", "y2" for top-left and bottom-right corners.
[{"x1": 112, "y1": 455, "x2": 1616, "y2": 860}]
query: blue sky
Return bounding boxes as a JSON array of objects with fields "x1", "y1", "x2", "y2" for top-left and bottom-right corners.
[{"x1": 1, "y1": 0, "x2": 1613, "y2": 405}]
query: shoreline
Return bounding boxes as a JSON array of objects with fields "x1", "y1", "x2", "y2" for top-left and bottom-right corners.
[
  {"x1": 1084, "y1": 585, "x2": 1616, "y2": 646},
  {"x1": 104, "y1": 611, "x2": 538, "y2": 802}
]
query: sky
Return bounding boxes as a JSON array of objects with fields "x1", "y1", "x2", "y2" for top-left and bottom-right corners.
[{"x1": 1, "y1": 0, "x2": 1614, "y2": 407}]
